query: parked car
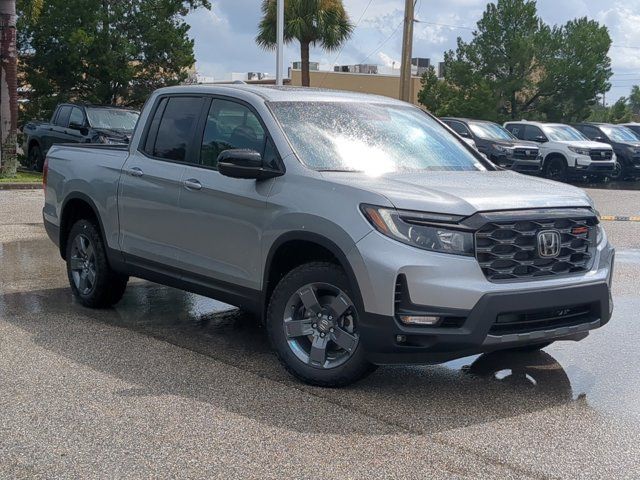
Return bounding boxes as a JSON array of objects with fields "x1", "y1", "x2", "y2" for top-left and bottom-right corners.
[
  {"x1": 573, "y1": 122, "x2": 640, "y2": 181},
  {"x1": 441, "y1": 117, "x2": 541, "y2": 173},
  {"x1": 621, "y1": 122, "x2": 640, "y2": 138},
  {"x1": 42, "y1": 86, "x2": 614, "y2": 387},
  {"x1": 504, "y1": 121, "x2": 615, "y2": 182},
  {"x1": 23, "y1": 103, "x2": 140, "y2": 171}
]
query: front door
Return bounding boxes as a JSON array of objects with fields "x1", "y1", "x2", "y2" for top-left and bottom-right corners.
[
  {"x1": 118, "y1": 95, "x2": 204, "y2": 269},
  {"x1": 176, "y1": 97, "x2": 277, "y2": 291}
]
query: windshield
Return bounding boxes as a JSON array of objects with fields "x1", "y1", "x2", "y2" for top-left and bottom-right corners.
[
  {"x1": 542, "y1": 125, "x2": 588, "y2": 142},
  {"x1": 468, "y1": 122, "x2": 514, "y2": 140},
  {"x1": 86, "y1": 108, "x2": 139, "y2": 131},
  {"x1": 269, "y1": 102, "x2": 487, "y2": 174},
  {"x1": 600, "y1": 125, "x2": 640, "y2": 143}
]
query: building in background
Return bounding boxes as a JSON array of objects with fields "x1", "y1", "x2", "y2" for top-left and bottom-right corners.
[
  {"x1": 289, "y1": 66, "x2": 422, "y2": 105},
  {"x1": 411, "y1": 57, "x2": 430, "y2": 76}
]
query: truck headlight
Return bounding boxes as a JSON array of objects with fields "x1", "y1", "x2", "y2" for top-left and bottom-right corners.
[
  {"x1": 360, "y1": 204, "x2": 474, "y2": 256},
  {"x1": 568, "y1": 146, "x2": 590, "y2": 156},
  {"x1": 493, "y1": 144, "x2": 511, "y2": 154}
]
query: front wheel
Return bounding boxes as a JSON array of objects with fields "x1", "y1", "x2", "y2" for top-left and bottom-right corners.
[
  {"x1": 266, "y1": 262, "x2": 376, "y2": 387},
  {"x1": 543, "y1": 157, "x2": 567, "y2": 182},
  {"x1": 609, "y1": 161, "x2": 626, "y2": 181},
  {"x1": 28, "y1": 144, "x2": 44, "y2": 172},
  {"x1": 66, "y1": 219, "x2": 128, "y2": 308}
]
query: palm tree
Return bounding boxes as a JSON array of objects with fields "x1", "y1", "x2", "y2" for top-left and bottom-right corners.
[{"x1": 256, "y1": 0, "x2": 353, "y2": 87}]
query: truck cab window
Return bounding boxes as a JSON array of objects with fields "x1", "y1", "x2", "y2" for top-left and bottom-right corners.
[
  {"x1": 54, "y1": 106, "x2": 72, "y2": 127},
  {"x1": 200, "y1": 99, "x2": 266, "y2": 168},
  {"x1": 152, "y1": 96, "x2": 202, "y2": 162},
  {"x1": 69, "y1": 107, "x2": 84, "y2": 127}
]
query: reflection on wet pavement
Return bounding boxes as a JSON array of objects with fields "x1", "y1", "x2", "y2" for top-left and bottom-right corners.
[{"x1": 2, "y1": 222, "x2": 640, "y2": 477}]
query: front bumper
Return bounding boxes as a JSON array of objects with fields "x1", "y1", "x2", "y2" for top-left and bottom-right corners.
[
  {"x1": 349, "y1": 228, "x2": 614, "y2": 365},
  {"x1": 358, "y1": 281, "x2": 611, "y2": 365},
  {"x1": 571, "y1": 162, "x2": 615, "y2": 175},
  {"x1": 492, "y1": 154, "x2": 542, "y2": 173}
]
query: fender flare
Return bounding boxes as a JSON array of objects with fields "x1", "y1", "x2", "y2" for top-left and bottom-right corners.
[{"x1": 262, "y1": 231, "x2": 365, "y2": 312}]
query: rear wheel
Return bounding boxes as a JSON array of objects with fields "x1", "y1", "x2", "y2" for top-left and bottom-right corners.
[
  {"x1": 266, "y1": 262, "x2": 375, "y2": 387},
  {"x1": 544, "y1": 157, "x2": 567, "y2": 182},
  {"x1": 66, "y1": 219, "x2": 128, "y2": 308}
]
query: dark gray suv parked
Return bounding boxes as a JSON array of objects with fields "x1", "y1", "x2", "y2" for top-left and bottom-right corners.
[{"x1": 441, "y1": 117, "x2": 541, "y2": 173}]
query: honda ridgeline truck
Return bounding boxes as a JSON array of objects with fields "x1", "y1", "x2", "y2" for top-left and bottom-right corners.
[{"x1": 43, "y1": 86, "x2": 614, "y2": 387}]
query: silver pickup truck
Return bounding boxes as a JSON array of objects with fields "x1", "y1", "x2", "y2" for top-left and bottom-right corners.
[{"x1": 43, "y1": 85, "x2": 614, "y2": 387}]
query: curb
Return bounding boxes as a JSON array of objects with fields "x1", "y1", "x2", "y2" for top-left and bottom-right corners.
[
  {"x1": 0, "y1": 183, "x2": 43, "y2": 190},
  {"x1": 600, "y1": 215, "x2": 640, "y2": 222}
]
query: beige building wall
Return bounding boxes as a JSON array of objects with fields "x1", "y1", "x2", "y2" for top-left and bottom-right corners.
[{"x1": 289, "y1": 69, "x2": 422, "y2": 105}]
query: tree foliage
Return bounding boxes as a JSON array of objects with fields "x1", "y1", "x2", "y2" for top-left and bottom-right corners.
[
  {"x1": 419, "y1": 0, "x2": 612, "y2": 123},
  {"x1": 256, "y1": 0, "x2": 353, "y2": 87},
  {"x1": 17, "y1": 0, "x2": 210, "y2": 119}
]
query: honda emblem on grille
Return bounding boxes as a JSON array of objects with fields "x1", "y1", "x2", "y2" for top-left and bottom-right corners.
[
  {"x1": 601, "y1": 151, "x2": 606, "y2": 157},
  {"x1": 525, "y1": 150, "x2": 531, "y2": 156},
  {"x1": 537, "y1": 230, "x2": 561, "y2": 258}
]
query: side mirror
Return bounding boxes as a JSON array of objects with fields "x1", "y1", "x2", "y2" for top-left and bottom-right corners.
[
  {"x1": 459, "y1": 131, "x2": 471, "y2": 138},
  {"x1": 534, "y1": 135, "x2": 547, "y2": 143},
  {"x1": 217, "y1": 149, "x2": 282, "y2": 180},
  {"x1": 593, "y1": 136, "x2": 606, "y2": 142},
  {"x1": 69, "y1": 122, "x2": 89, "y2": 136}
]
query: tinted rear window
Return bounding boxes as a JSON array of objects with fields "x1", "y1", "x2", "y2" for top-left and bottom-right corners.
[{"x1": 152, "y1": 97, "x2": 202, "y2": 162}]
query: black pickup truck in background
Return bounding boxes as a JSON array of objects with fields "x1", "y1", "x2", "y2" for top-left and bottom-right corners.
[{"x1": 23, "y1": 103, "x2": 140, "y2": 171}]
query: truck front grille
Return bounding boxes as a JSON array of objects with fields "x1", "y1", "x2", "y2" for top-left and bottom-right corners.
[
  {"x1": 512, "y1": 147, "x2": 538, "y2": 160},
  {"x1": 475, "y1": 216, "x2": 597, "y2": 281},
  {"x1": 589, "y1": 149, "x2": 613, "y2": 161}
]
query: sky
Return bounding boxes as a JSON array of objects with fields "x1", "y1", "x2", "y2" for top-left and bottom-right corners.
[{"x1": 185, "y1": 0, "x2": 640, "y2": 103}]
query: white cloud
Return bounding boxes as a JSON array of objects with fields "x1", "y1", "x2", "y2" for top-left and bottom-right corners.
[{"x1": 186, "y1": 0, "x2": 640, "y2": 100}]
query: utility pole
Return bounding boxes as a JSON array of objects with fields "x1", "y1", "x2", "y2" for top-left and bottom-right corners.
[
  {"x1": 275, "y1": 0, "x2": 284, "y2": 86},
  {"x1": 398, "y1": 0, "x2": 414, "y2": 102}
]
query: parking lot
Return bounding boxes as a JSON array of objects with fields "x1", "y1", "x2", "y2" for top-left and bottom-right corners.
[{"x1": 1, "y1": 187, "x2": 640, "y2": 479}]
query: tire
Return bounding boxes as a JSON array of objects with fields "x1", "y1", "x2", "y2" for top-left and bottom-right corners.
[
  {"x1": 609, "y1": 161, "x2": 626, "y2": 182},
  {"x1": 505, "y1": 341, "x2": 553, "y2": 353},
  {"x1": 65, "y1": 219, "x2": 128, "y2": 308},
  {"x1": 28, "y1": 144, "x2": 44, "y2": 172},
  {"x1": 543, "y1": 156, "x2": 567, "y2": 182},
  {"x1": 266, "y1": 262, "x2": 376, "y2": 387}
]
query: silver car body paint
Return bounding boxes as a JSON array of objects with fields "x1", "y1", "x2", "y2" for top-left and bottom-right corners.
[{"x1": 44, "y1": 85, "x2": 614, "y2": 321}]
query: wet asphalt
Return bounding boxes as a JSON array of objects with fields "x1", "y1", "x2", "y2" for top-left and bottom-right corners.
[{"x1": 1, "y1": 189, "x2": 640, "y2": 479}]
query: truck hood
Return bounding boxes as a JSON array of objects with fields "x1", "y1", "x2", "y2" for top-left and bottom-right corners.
[
  {"x1": 322, "y1": 170, "x2": 592, "y2": 215},
  {"x1": 554, "y1": 140, "x2": 612, "y2": 149}
]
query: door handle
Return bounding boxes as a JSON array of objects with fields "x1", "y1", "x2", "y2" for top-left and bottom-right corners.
[
  {"x1": 183, "y1": 179, "x2": 202, "y2": 191},
  {"x1": 127, "y1": 167, "x2": 144, "y2": 177}
]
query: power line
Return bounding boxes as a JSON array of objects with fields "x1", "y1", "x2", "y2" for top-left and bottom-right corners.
[
  {"x1": 359, "y1": 18, "x2": 404, "y2": 65},
  {"x1": 317, "y1": 0, "x2": 375, "y2": 87}
]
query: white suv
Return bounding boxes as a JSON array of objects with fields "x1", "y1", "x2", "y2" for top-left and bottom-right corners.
[{"x1": 504, "y1": 121, "x2": 615, "y2": 181}]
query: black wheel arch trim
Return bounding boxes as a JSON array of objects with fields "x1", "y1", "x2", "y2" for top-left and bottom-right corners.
[
  {"x1": 58, "y1": 192, "x2": 120, "y2": 264},
  {"x1": 263, "y1": 231, "x2": 365, "y2": 316}
]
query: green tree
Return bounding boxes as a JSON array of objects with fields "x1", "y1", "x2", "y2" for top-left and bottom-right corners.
[
  {"x1": 417, "y1": 65, "x2": 496, "y2": 120},
  {"x1": 629, "y1": 85, "x2": 640, "y2": 118},
  {"x1": 17, "y1": 0, "x2": 210, "y2": 120},
  {"x1": 256, "y1": 0, "x2": 353, "y2": 87},
  {"x1": 418, "y1": 0, "x2": 612, "y2": 123},
  {"x1": 607, "y1": 97, "x2": 631, "y2": 123}
]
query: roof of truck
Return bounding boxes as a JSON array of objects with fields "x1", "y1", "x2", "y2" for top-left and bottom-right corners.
[{"x1": 154, "y1": 84, "x2": 407, "y2": 105}]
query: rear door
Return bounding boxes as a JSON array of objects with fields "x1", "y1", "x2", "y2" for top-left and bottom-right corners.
[
  {"x1": 176, "y1": 96, "x2": 278, "y2": 291},
  {"x1": 43, "y1": 105, "x2": 72, "y2": 151},
  {"x1": 118, "y1": 95, "x2": 206, "y2": 268}
]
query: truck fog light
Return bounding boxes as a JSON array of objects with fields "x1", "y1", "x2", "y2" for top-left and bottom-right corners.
[{"x1": 399, "y1": 315, "x2": 441, "y2": 325}]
